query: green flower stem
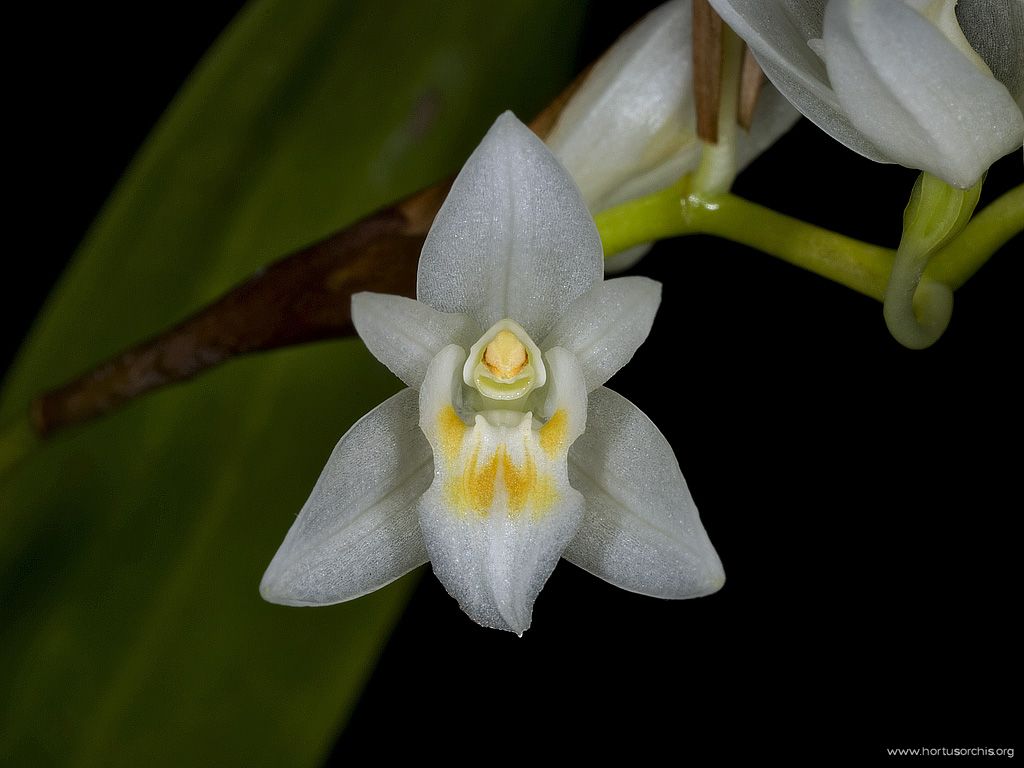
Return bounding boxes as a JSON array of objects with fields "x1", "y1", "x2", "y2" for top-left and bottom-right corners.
[
  {"x1": 595, "y1": 180, "x2": 1023, "y2": 305},
  {"x1": 0, "y1": 416, "x2": 37, "y2": 480},
  {"x1": 685, "y1": 191, "x2": 898, "y2": 300},
  {"x1": 596, "y1": 179, "x2": 893, "y2": 300}
]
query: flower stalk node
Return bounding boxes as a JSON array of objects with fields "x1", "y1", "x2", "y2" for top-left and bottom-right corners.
[{"x1": 883, "y1": 172, "x2": 982, "y2": 349}]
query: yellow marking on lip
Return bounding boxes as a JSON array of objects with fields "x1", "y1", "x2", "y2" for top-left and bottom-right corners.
[
  {"x1": 465, "y1": 446, "x2": 499, "y2": 515},
  {"x1": 444, "y1": 443, "x2": 560, "y2": 520},
  {"x1": 503, "y1": 450, "x2": 558, "y2": 519},
  {"x1": 539, "y1": 409, "x2": 567, "y2": 458},
  {"x1": 445, "y1": 444, "x2": 499, "y2": 517},
  {"x1": 438, "y1": 405, "x2": 466, "y2": 464},
  {"x1": 503, "y1": 449, "x2": 536, "y2": 516},
  {"x1": 438, "y1": 408, "x2": 563, "y2": 520}
]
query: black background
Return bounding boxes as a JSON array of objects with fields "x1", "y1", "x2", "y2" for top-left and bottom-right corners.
[{"x1": 7, "y1": 2, "x2": 1020, "y2": 764}]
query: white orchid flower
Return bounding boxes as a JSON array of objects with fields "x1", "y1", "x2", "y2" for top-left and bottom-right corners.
[
  {"x1": 707, "y1": 0, "x2": 1024, "y2": 188},
  {"x1": 260, "y1": 112, "x2": 724, "y2": 634},
  {"x1": 545, "y1": 0, "x2": 801, "y2": 271}
]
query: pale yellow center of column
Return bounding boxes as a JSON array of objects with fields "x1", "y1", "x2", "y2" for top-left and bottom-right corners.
[{"x1": 482, "y1": 330, "x2": 528, "y2": 380}]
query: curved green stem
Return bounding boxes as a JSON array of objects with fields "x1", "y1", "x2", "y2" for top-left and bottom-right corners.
[
  {"x1": 883, "y1": 173, "x2": 981, "y2": 349},
  {"x1": 596, "y1": 179, "x2": 893, "y2": 299},
  {"x1": 683, "y1": 191, "x2": 896, "y2": 300},
  {"x1": 596, "y1": 179, "x2": 693, "y2": 258}
]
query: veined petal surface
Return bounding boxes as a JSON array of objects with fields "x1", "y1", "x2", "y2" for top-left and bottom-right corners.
[
  {"x1": 545, "y1": 0, "x2": 699, "y2": 213},
  {"x1": 352, "y1": 291, "x2": 479, "y2": 388},
  {"x1": 541, "y1": 277, "x2": 661, "y2": 392},
  {"x1": 417, "y1": 112, "x2": 603, "y2": 340},
  {"x1": 566, "y1": 387, "x2": 724, "y2": 598},
  {"x1": 260, "y1": 388, "x2": 431, "y2": 606}
]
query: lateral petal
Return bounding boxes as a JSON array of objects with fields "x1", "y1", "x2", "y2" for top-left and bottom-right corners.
[
  {"x1": 352, "y1": 291, "x2": 478, "y2": 388},
  {"x1": 541, "y1": 277, "x2": 661, "y2": 392},
  {"x1": 260, "y1": 388, "x2": 431, "y2": 606},
  {"x1": 565, "y1": 387, "x2": 724, "y2": 599}
]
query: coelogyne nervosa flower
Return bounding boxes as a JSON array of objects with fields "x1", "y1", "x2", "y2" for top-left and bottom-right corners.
[
  {"x1": 708, "y1": 0, "x2": 1024, "y2": 188},
  {"x1": 260, "y1": 112, "x2": 724, "y2": 634}
]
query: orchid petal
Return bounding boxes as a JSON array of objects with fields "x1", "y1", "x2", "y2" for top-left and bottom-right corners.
[
  {"x1": 352, "y1": 291, "x2": 479, "y2": 388},
  {"x1": 565, "y1": 387, "x2": 724, "y2": 599},
  {"x1": 824, "y1": 0, "x2": 1024, "y2": 188},
  {"x1": 545, "y1": 0, "x2": 699, "y2": 214},
  {"x1": 541, "y1": 277, "x2": 661, "y2": 392},
  {"x1": 708, "y1": 0, "x2": 892, "y2": 163},
  {"x1": 417, "y1": 112, "x2": 603, "y2": 340},
  {"x1": 417, "y1": 344, "x2": 586, "y2": 634},
  {"x1": 260, "y1": 388, "x2": 431, "y2": 606}
]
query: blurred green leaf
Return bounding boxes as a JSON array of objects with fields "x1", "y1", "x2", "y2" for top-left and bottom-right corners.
[{"x1": 0, "y1": 1, "x2": 583, "y2": 764}]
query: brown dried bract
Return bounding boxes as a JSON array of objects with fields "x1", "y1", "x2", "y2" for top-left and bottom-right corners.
[
  {"x1": 692, "y1": 0, "x2": 724, "y2": 144},
  {"x1": 737, "y1": 46, "x2": 766, "y2": 131}
]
